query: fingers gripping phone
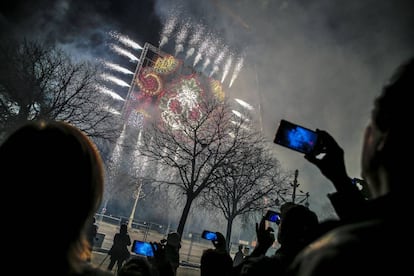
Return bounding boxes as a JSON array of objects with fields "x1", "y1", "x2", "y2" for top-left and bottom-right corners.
[
  {"x1": 273, "y1": 119, "x2": 319, "y2": 154},
  {"x1": 131, "y1": 240, "x2": 156, "y2": 257}
]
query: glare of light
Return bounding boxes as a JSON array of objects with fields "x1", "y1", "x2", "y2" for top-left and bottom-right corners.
[{"x1": 235, "y1": 98, "x2": 254, "y2": 111}]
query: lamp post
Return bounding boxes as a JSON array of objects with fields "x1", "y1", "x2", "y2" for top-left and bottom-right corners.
[
  {"x1": 128, "y1": 180, "x2": 143, "y2": 229},
  {"x1": 275, "y1": 169, "x2": 310, "y2": 207}
]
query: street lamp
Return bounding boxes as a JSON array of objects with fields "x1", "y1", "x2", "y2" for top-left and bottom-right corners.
[
  {"x1": 128, "y1": 180, "x2": 144, "y2": 229},
  {"x1": 275, "y1": 169, "x2": 310, "y2": 207}
]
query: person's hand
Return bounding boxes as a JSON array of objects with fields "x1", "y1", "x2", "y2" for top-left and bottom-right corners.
[
  {"x1": 212, "y1": 232, "x2": 227, "y2": 252},
  {"x1": 148, "y1": 242, "x2": 174, "y2": 276},
  {"x1": 256, "y1": 216, "x2": 275, "y2": 249},
  {"x1": 249, "y1": 216, "x2": 275, "y2": 257},
  {"x1": 305, "y1": 129, "x2": 351, "y2": 192}
]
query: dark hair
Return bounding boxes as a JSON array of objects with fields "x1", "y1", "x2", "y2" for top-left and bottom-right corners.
[
  {"x1": 120, "y1": 223, "x2": 128, "y2": 234},
  {"x1": 374, "y1": 57, "x2": 414, "y2": 132},
  {"x1": 373, "y1": 57, "x2": 414, "y2": 179},
  {"x1": 200, "y1": 249, "x2": 233, "y2": 276},
  {"x1": 0, "y1": 120, "x2": 104, "y2": 272},
  {"x1": 118, "y1": 256, "x2": 152, "y2": 276},
  {"x1": 277, "y1": 204, "x2": 319, "y2": 246}
]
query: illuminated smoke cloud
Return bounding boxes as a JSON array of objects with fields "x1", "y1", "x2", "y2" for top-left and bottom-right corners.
[
  {"x1": 175, "y1": 21, "x2": 190, "y2": 56},
  {"x1": 159, "y1": 14, "x2": 178, "y2": 48}
]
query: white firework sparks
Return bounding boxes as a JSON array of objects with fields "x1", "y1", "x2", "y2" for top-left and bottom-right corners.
[
  {"x1": 102, "y1": 61, "x2": 134, "y2": 75},
  {"x1": 221, "y1": 55, "x2": 233, "y2": 83},
  {"x1": 96, "y1": 84, "x2": 125, "y2": 101},
  {"x1": 229, "y1": 56, "x2": 244, "y2": 87},
  {"x1": 109, "y1": 31, "x2": 142, "y2": 50},
  {"x1": 235, "y1": 98, "x2": 254, "y2": 111},
  {"x1": 100, "y1": 73, "x2": 131, "y2": 87},
  {"x1": 110, "y1": 44, "x2": 139, "y2": 62}
]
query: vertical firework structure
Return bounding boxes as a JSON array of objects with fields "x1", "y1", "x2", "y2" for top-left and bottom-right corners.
[{"x1": 121, "y1": 42, "x2": 226, "y2": 130}]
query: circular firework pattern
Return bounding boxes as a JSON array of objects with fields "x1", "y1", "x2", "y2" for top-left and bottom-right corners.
[
  {"x1": 153, "y1": 55, "x2": 181, "y2": 75},
  {"x1": 136, "y1": 67, "x2": 163, "y2": 96},
  {"x1": 158, "y1": 74, "x2": 204, "y2": 129}
]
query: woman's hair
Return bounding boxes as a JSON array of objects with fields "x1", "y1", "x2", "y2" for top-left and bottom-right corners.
[{"x1": 0, "y1": 120, "x2": 104, "y2": 273}]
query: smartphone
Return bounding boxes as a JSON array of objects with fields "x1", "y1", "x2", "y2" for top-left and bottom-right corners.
[
  {"x1": 131, "y1": 240, "x2": 155, "y2": 257},
  {"x1": 273, "y1": 119, "x2": 318, "y2": 154},
  {"x1": 264, "y1": 210, "x2": 281, "y2": 224},
  {"x1": 201, "y1": 230, "x2": 218, "y2": 241}
]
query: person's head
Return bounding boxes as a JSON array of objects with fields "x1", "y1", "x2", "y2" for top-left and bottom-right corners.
[
  {"x1": 361, "y1": 57, "x2": 414, "y2": 198},
  {"x1": 166, "y1": 232, "x2": 181, "y2": 249},
  {"x1": 118, "y1": 256, "x2": 152, "y2": 276},
  {"x1": 0, "y1": 120, "x2": 104, "y2": 271},
  {"x1": 120, "y1": 223, "x2": 128, "y2": 234},
  {"x1": 238, "y1": 244, "x2": 244, "y2": 252},
  {"x1": 277, "y1": 203, "x2": 319, "y2": 247},
  {"x1": 200, "y1": 248, "x2": 233, "y2": 276}
]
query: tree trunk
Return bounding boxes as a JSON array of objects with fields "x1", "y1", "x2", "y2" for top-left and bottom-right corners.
[
  {"x1": 176, "y1": 196, "x2": 194, "y2": 239},
  {"x1": 225, "y1": 216, "x2": 234, "y2": 252}
]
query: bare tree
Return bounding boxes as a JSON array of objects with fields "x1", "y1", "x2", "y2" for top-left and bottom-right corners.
[
  {"x1": 201, "y1": 139, "x2": 289, "y2": 250},
  {"x1": 0, "y1": 39, "x2": 122, "y2": 142},
  {"x1": 139, "y1": 97, "x2": 263, "y2": 238}
]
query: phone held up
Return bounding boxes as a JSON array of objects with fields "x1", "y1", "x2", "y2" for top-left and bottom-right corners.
[
  {"x1": 201, "y1": 230, "x2": 218, "y2": 241},
  {"x1": 264, "y1": 210, "x2": 281, "y2": 225},
  {"x1": 131, "y1": 240, "x2": 156, "y2": 257},
  {"x1": 273, "y1": 119, "x2": 319, "y2": 155}
]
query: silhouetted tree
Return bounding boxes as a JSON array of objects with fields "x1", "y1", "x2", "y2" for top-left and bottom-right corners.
[
  {"x1": 139, "y1": 97, "x2": 269, "y2": 238},
  {"x1": 201, "y1": 142, "x2": 289, "y2": 251},
  {"x1": 0, "y1": 39, "x2": 122, "y2": 142}
]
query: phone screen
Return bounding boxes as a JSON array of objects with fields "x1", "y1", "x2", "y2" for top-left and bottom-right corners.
[
  {"x1": 131, "y1": 240, "x2": 155, "y2": 257},
  {"x1": 273, "y1": 120, "x2": 318, "y2": 154},
  {"x1": 201, "y1": 230, "x2": 218, "y2": 241},
  {"x1": 264, "y1": 210, "x2": 281, "y2": 224}
]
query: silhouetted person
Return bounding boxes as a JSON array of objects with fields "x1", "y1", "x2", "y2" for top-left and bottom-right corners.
[
  {"x1": 233, "y1": 245, "x2": 245, "y2": 267},
  {"x1": 200, "y1": 232, "x2": 233, "y2": 276},
  {"x1": 108, "y1": 223, "x2": 132, "y2": 272},
  {"x1": 236, "y1": 203, "x2": 318, "y2": 276},
  {"x1": 0, "y1": 120, "x2": 113, "y2": 276},
  {"x1": 287, "y1": 57, "x2": 414, "y2": 276},
  {"x1": 86, "y1": 216, "x2": 98, "y2": 262},
  {"x1": 163, "y1": 232, "x2": 181, "y2": 276}
]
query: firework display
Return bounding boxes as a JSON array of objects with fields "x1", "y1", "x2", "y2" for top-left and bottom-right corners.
[{"x1": 123, "y1": 42, "x2": 225, "y2": 129}]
